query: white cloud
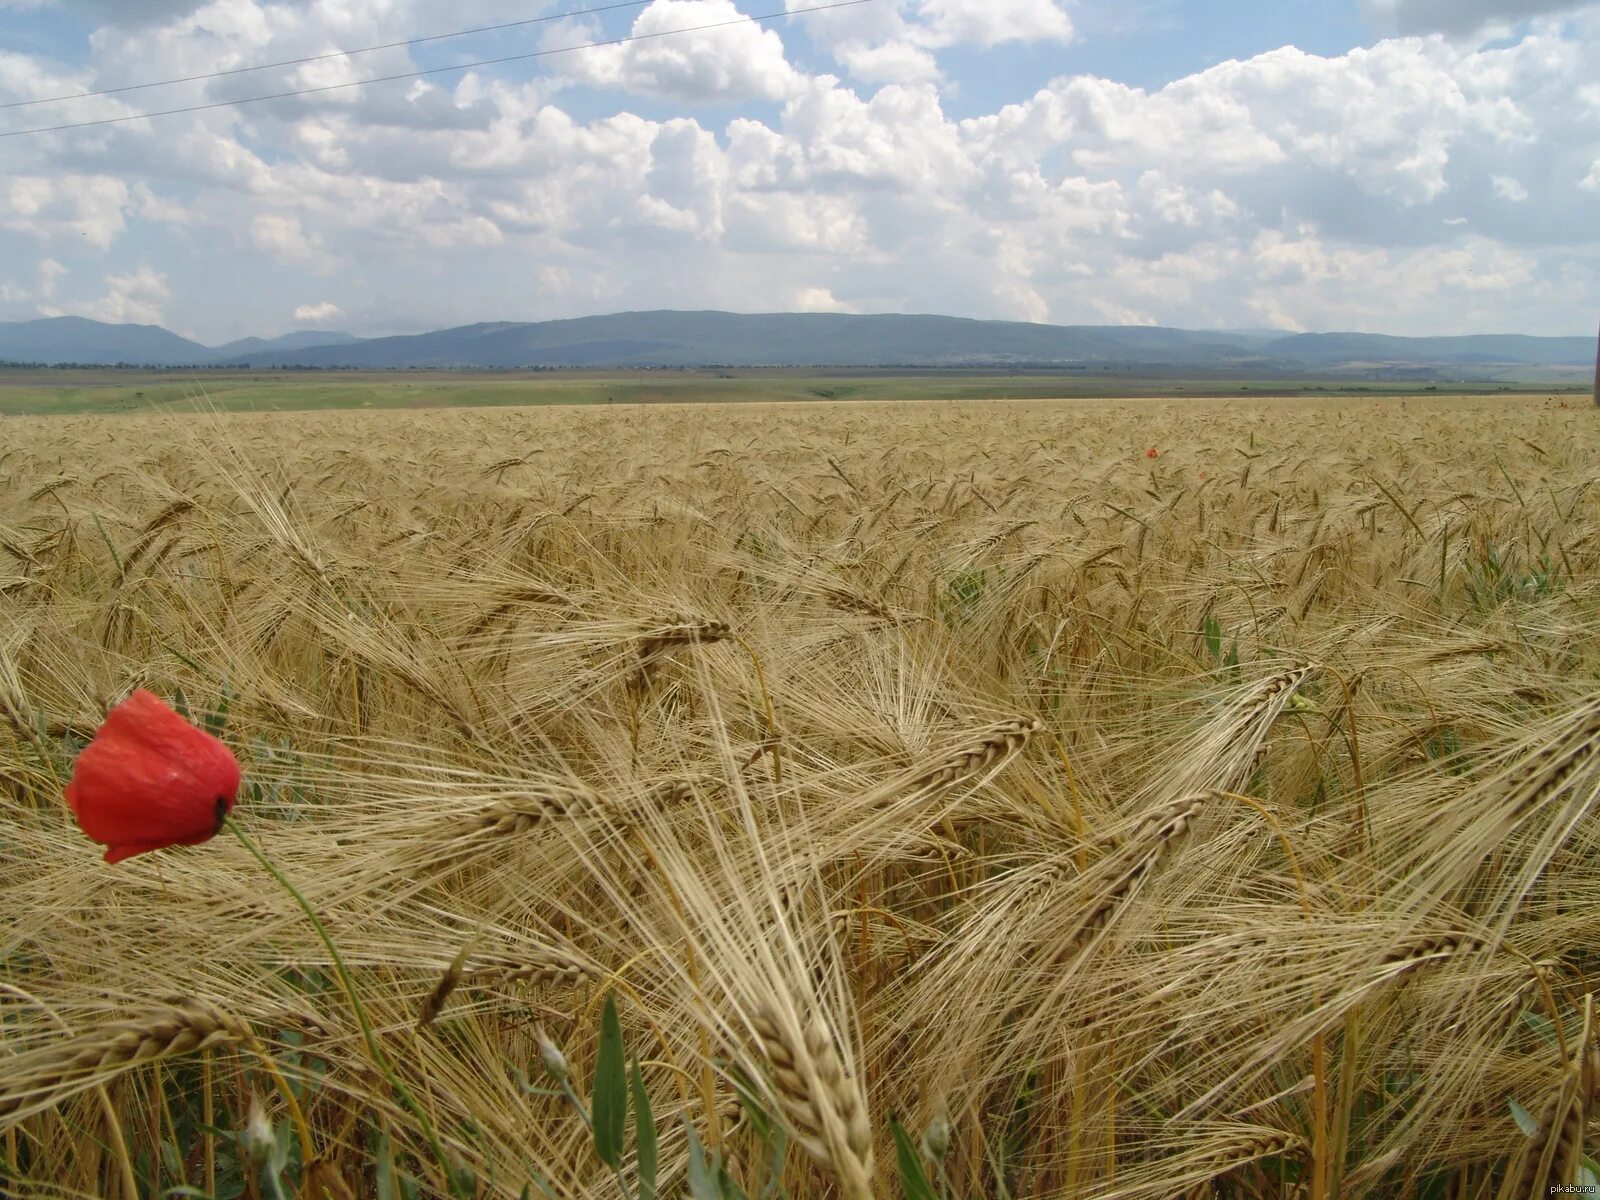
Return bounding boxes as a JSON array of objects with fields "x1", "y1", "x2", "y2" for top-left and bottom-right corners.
[
  {"x1": 561, "y1": 0, "x2": 804, "y2": 103},
  {"x1": 917, "y1": 0, "x2": 1072, "y2": 47},
  {"x1": 292, "y1": 300, "x2": 341, "y2": 323},
  {"x1": 831, "y1": 40, "x2": 941, "y2": 85},
  {"x1": 68, "y1": 265, "x2": 170, "y2": 324},
  {"x1": 250, "y1": 213, "x2": 336, "y2": 270},
  {"x1": 1491, "y1": 174, "x2": 1530, "y2": 200},
  {"x1": 0, "y1": 0, "x2": 1595, "y2": 338},
  {"x1": 133, "y1": 185, "x2": 190, "y2": 223},
  {"x1": 38, "y1": 257, "x2": 66, "y2": 298},
  {"x1": 0, "y1": 176, "x2": 129, "y2": 249},
  {"x1": 0, "y1": 256, "x2": 64, "y2": 309},
  {"x1": 792, "y1": 286, "x2": 856, "y2": 312},
  {"x1": 787, "y1": 0, "x2": 1072, "y2": 84}
]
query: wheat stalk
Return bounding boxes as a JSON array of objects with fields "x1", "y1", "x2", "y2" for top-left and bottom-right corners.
[{"x1": 0, "y1": 999, "x2": 251, "y2": 1125}]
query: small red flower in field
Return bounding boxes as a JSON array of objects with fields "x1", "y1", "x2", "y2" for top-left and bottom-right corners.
[
  {"x1": 1145, "y1": 447, "x2": 1159, "y2": 459},
  {"x1": 66, "y1": 689, "x2": 241, "y2": 863}
]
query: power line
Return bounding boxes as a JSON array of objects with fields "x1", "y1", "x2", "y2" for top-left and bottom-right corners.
[
  {"x1": 1, "y1": 0, "x2": 658, "y2": 110},
  {"x1": 1, "y1": 0, "x2": 877, "y2": 139}
]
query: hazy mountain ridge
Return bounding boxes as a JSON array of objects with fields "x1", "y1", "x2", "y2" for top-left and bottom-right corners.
[
  {"x1": 0, "y1": 317, "x2": 360, "y2": 366},
  {"x1": 0, "y1": 312, "x2": 1590, "y2": 376},
  {"x1": 208, "y1": 330, "x2": 363, "y2": 360},
  {"x1": 0, "y1": 316, "x2": 212, "y2": 365}
]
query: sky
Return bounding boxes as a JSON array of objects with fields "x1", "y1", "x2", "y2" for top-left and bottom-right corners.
[{"x1": 0, "y1": 0, "x2": 1597, "y2": 344}]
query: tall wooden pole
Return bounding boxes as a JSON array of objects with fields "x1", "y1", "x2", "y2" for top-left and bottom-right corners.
[{"x1": 1593, "y1": 318, "x2": 1599, "y2": 406}]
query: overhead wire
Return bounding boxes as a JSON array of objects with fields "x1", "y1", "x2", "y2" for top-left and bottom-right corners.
[
  {"x1": 1, "y1": 0, "x2": 659, "y2": 109},
  {"x1": 0, "y1": 0, "x2": 878, "y2": 139}
]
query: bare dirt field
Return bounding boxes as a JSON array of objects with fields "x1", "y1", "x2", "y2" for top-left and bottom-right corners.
[{"x1": 2, "y1": 393, "x2": 1598, "y2": 1198}]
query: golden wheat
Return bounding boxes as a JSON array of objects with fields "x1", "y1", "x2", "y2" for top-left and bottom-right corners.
[{"x1": 0, "y1": 394, "x2": 1597, "y2": 1197}]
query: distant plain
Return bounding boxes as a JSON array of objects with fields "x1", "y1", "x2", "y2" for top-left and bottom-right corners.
[{"x1": 0, "y1": 366, "x2": 1585, "y2": 416}]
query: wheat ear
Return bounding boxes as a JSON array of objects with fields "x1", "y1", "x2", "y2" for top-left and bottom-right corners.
[
  {"x1": 749, "y1": 1002, "x2": 875, "y2": 1200},
  {"x1": 0, "y1": 998, "x2": 250, "y2": 1124},
  {"x1": 1501, "y1": 996, "x2": 1596, "y2": 1198}
]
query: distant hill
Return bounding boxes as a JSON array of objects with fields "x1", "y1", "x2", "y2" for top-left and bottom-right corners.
[
  {"x1": 0, "y1": 316, "x2": 210, "y2": 366},
  {"x1": 0, "y1": 311, "x2": 1590, "y2": 377},
  {"x1": 1267, "y1": 332, "x2": 1596, "y2": 367},
  {"x1": 242, "y1": 311, "x2": 1278, "y2": 369},
  {"x1": 206, "y1": 330, "x2": 362, "y2": 362}
]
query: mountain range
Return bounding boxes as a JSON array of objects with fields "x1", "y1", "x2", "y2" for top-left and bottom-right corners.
[{"x1": 0, "y1": 312, "x2": 1591, "y2": 379}]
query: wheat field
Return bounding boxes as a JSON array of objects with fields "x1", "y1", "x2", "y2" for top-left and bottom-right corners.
[{"x1": 1, "y1": 394, "x2": 1598, "y2": 1199}]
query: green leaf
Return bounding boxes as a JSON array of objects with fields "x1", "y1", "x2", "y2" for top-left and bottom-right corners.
[
  {"x1": 1581, "y1": 1160, "x2": 1600, "y2": 1189},
  {"x1": 716, "y1": 1160, "x2": 750, "y2": 1200},
  {"x1": 1521, "y1": 1010, "x2": 1559, "y2": 1047},
  {"x1": 630, "y1": 1057, "x2": 658, "y2": 1200},
  {"x1": 892, "y1": 1119, "x2": 939, "y2": 1200},
  {"x1": 204, "y1": 679, "x2": 231, "y2": 737},
  {"x1": 685, "y1": 1123, "x2": 720, "y2": 1200},
  {"x1": 728, "y1": 1065, "x2": 774, "y2": 1143},
  {"x1": 1508, "y1": 1095, "x2": 1540, "y2": 1137},
  {"x1": 591, "y1": 992, "x2": 627, "y2": 1170},
  {"x1": 760, "y1": 1127, "x2": 790, "y2": 1200},
  {"x1": 375, "y1": 1129, "x2": 398, "y2": 1200},
  {"x1": 269, "y1": 1116, "x2": 292, "y2": 1175},
  {"x1": 91, "y1": 511, "x2": 123, "y2": 577}
]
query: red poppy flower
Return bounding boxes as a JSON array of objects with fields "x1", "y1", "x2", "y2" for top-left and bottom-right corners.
[
  {"x1": 1146, "y1": 447, "x2": 1159, "y2": 459},
  {"x1": 65, "y1": 689, "x2": 241, "y2": 863}
]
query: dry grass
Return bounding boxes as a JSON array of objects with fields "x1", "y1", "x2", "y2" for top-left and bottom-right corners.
[{"x1": 1, "y1": 393, "x2": 1598, "y2": 1198}]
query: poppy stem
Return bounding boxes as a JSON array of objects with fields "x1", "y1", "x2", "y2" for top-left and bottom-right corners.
[{"x1": 222, "y1": 815, "x2": 470, "y2": 1200}]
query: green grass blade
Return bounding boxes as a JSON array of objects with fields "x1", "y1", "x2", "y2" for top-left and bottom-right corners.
[
  {"x1": 591, "y1": 993, "x2": 627, "y2": 1170},
  {"x1": 630, "y1": 1056, "x2": 658, "y2": 1200},
  {"x1": 1507, "y1": 1095, "x2": 1539, "y2": 1137},
  {"x1": 685, "y1": 1122, "x2": 719, "y2": 1200},
  {"x1": 892, "y1": 1119, "x2": 939, "y2": 1200}
]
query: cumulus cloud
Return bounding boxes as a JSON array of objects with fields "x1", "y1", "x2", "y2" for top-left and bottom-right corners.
[
  {"x1": 787, "y1": 0, "x2": 1072, "y2": 84},
  {"x1": 792, "y1": 286, "x2": 855, "y2": 312},
  {"x1": 0, "y1": 176, "x2": 129, "y2": 249},
  {"x1": 68, "y1": 265, "x2": 170, "y2": 324},
  {"x1": 918, "y1": 0, "x2": 1073, "y2": 46},
  {"x1": 1491, "y1": 174, "x2": 1530, "y2": 200},
  {"x1": 251, "y1": 213, "x2": 328, "y2": 267},
  {"x1": 293, "y1": 300, "x2": 341, "y2": 323},
  {"x1": 1360, "y1": 0, "x2": 1597, "y2": 35},
  {"x1": 0, "y1": 0, "x2": 1595, "y2": 338},
  {"x1": 38, "y1": 257, "x2": 66, "y2": 298},
  {"x1": 559, "y1": 0, "x2": 804, "y2": 102}
]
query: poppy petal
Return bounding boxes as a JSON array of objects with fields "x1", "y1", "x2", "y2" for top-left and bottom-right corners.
[{"x1": 67, "y1": 690, "x2": 241, "y2": 862}]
